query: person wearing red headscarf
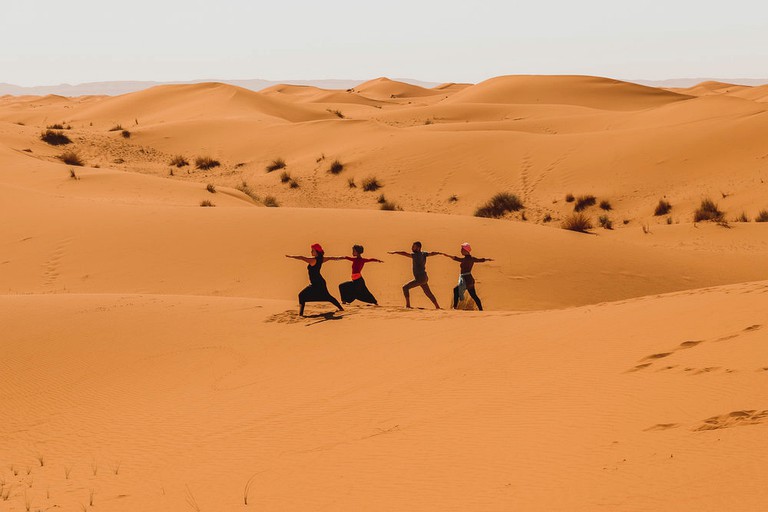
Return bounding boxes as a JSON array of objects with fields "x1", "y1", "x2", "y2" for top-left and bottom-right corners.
[{"x1": 285, "y1": 243, "x2": 343, "y2": 316}]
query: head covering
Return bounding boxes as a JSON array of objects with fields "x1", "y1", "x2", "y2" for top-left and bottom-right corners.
[
  {"x1": 311, "y1": 243, "x2": 324, "y2": 253},
  {"x1": 461, "y1": 242, "x2": 472, "y2": 253}
]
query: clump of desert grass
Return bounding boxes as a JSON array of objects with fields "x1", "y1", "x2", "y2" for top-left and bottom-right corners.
[
  {"x1": 266, "y1": 158, "x2": 286, "y2": 173},
  {"x1": 565, "y1": 193, "x2": 575, "y2": 203},
  {"x1": 328, "y1": 159, "x2": 344, "y2": 174},
  {"x1": 362, "y1": 176, "x2": 382, "y2": 192},
  {"x1": 599, "y1": 200, "x2": 612, "y2": 211},
  {"x1": 598, "y1": 214, "x2": 613, "y2": 229},
  {"x1": 59, "y1": 151, "x2": 84, "y2": 166},
  {"x1": 380, "y1": 199, "x2": 400, "y2": 211},
  {"x1": 47, "y1": 123, "x2": 71, "y2": 130},
  {"x1": 206, "y1": 183, "x2": 216, "y2": 193},
  {"x1": 573, "y1": 195, "x2": 597, "y2": 212},
  {"x1": 327, "y1": 109, "x2": 345, "y2": 119},
  {"x1": 199, "y1": 200, "x2": 215, "y2": 207},
  {"x1": 448, "y1": 194, "x2": 459, "y2": 202},
  {"x1": 654, "y1": 199, "x2": 672, "y2": 216},
  {"x1": 121, "y1": 130, "x2": 131, "y2": 139},
  {"x1": 169, "y1": 155, "x2": 189, "y2": 167},
  {"x1": 736, "y1": 212, "x2": 749, "y2": 222},
  {"x1": 289, "y1": 179, "x2": 299, "y2": 189},
  {"x1": 562, "y1": 212, "x2": 592, "y2": 232},
  {"x1": 41, "y1": 129, "x2": 71, "y2": 145},
  {"x1": 236, "y1": 180, "x2": 259, "y2": 201},
  {"x1": 347, "y1": 177, "x2": 356, "y2": 188},
  {"x1": 108, "y1": 124, "x2": 123, "y2": 132},
  {"x1": 474, "y1": 192, "x2": 523, "y2": 218},
  {"x1": 195, "y1": 156, "x2": 220, "y2": 170},
  {"x1": 543, "y1": 213, "x2": 553, "y2": 223},
  {"x1": 755, "y1": 210, "x2": 768, "y2": 222},
  {"x1": 279, "y1": 171, "x2": 291, "y2": 183},
  {"x1": 693, "y1": 197, "x2": 724, "y2": 222},
  {"x1": 263, "y1": 195, "x2": 279, "y2": 207}
]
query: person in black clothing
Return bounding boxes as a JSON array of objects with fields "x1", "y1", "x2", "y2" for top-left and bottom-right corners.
[
  {"x1": 437, "y1": 242, "x2": 493, "y2": 311},
  {"x1": 388, "y1": 241, "x2": 441, "y2": 309},
  {"x1": 286, "y1": 243, "x2": 343, "y2": 316}
]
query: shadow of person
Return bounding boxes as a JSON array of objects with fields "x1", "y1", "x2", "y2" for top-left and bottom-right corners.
[{"x1": 304, "y1": 311, "x2": 344, "y2": 326}]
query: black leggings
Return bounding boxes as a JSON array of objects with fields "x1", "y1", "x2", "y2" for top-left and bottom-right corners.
[{"x1": 453, "y1": 286, "x2": 483, "y2": 311}]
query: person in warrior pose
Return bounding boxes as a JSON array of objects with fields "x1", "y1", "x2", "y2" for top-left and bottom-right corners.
[
  {"x1": 388, "y1": 241, "x2": 441, "y2": 309},
  {"x1": 326, "y1": 244, "x2": 383, "y2": 305},
  {"x1": 285, "y1": 243, "x2": 343, "y2": 316},
  {"x1": 438, "y1": 242, "x2": 493, "y2": 311}
]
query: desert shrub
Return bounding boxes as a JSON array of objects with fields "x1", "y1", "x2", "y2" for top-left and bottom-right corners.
[
  {"x1": 347, "y1": 177, "x2": 356, "y2": 188},
  {"x1": 543, "y1": 213, "x2": 552, "y2": 223},
  {"x1": 424, "y1": 119, "x2": 434, "y2": 125},
  {"x1": 693, "y1": 198, "x2": 724, "y2": 222},
  {"x1": 736, "y1": 212, "x2": 749, "y2": 222},
  {"x1": 40, "y1": 130, "x2": 71, "y2": 145},
  {"x1": 573, "y1": 195, "x2": 597, "y2": 212},
  {"x1": 265, "y1": 158, "x2": 286, "y2": 172},
  {"x1": 666, "y1": 217, "x2": 673, "y2": 225},
  {"x1": 755, "y1": 210, "x2": 768, "y2": 222},
  {"x1": 362, "y1": 176, "x2": 382, "y2": 192},
  {"x1": 328, "y1": 160, "x2": 344, "y2": 174},
  {"x1": 206, "y1": 183, "x2": 216, "y2": 193},
  {"x1": 565, "y1": 193, "x2": 575, "y2": 203},
  {"x1": 263, "y1": 195, "x2": 279, "y2": 207},
  {"x1": 380, "y1": 200, "x2": 399, "y2": 211},
  {"x1": 289, "y1": 179, "x2": 299, "y2": 189},
  {"x1": 47, "y1": 123, "x2": 64, "y2": 129},
  {"x1": 169, "y1": 155, "x2": 189, "y2": 167},
  {"x1": 108, "y1": 124, "x2": 123, "y2": 132},
  {"x1": 327, "y1": 109, "x2": 345, "y2": 119},
  {"x1": 562, "y1": 212, "x2": 592, "y2": 232},
  {"x1": 474, "y1": 192, "x2": 524, "y2": 218},
  {"x1": 121, "y1": 130, "x2": 131, "y2": 139},
  {"x1": 58, "y1": 151, "x2": 83, "y2": 166},
  {"x1": 599, "y1": 200, "x2": 612, "y2": 211},
  {"x1": 448, "y1": 194, "x2": 458, "y2": 202},
  {"x1": 598, "y1": 215, "x2": 613, "y2": 229},
  {"x1": 236, "y1": 181, "x2": 259, "y2": 201},
  {"x1": 377, "y1": 194, "x2": 387, "y2": 204},
  {"x1": 195, "y1": 156, "x2": 220, "y2": 170},
  {"x1": 199, "y1": 200, "x2": 215, "y2": 207},
  {"x1": 654, "y1": 199, "x2": 672, "y2": 216},
  {"x1": 279, "y1": 171, "x2": 291, "y2": 183}
]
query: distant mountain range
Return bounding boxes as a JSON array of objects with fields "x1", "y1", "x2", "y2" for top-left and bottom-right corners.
[
  {"x1": 0, "y1": 78, "x2": 442, "y2": 97},
  {"x1": 2, "y1": 77, "x2": 768, "y2": 97}
]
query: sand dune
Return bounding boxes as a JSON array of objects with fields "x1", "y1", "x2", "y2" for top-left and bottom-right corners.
[{"x1": 2, "y1": 74, "x2": 768, "y2": 511}]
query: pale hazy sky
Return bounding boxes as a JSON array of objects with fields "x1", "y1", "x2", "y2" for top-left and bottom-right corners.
[{"x1": 2, "y1": 0, "x2": 767, "y2": 86}]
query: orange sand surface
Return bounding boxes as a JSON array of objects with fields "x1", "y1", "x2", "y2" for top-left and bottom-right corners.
[{"x1": 1, "y1": 75, "x2": 767, "y2": 511}]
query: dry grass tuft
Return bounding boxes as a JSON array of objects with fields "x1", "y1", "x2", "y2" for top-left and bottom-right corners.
[
  {"x1": 654, "y1": 199, "x2": 672, "y2": 216},
  {"x1": 121, "y1": 129, "x2": 131, "y2": 139},
  {"x1": 562, "y1": 212, "x2": 592, "y2": 232},
  {"x1": 199, "y1": 200, "x2": 215, "y2": 207},
  {"x1": 362, "y1": 176, "x2": 382, "y2": 192},
  {"x1": 328, "y1": 160, "x2": 344, "y2": 174},
  {"x1": 565, "y1": 193, "x2": 575, "y2": 203},
  {"x1": 236, "y1": 181, "x2": 259, "y2": 201},
  {"x1": 195, "y1": 156, "x2": 220, "y2": 170},
  {"x1": 474, "y1": 192, "x2": 523, "y2": 218},
  {"x1": 598, "y1": 214, "x2": 613, "y2": 229},
  {"x1": 41, "y1": 129, "x2": 71, "y2": 145},
  {"x1": 108, "y1": 124, "x2": 123, "y2": 132},
  {"x1": 263, "y1": 195, "x2": 279, "y2": 207},
  {"x1": 755, "y1": 209, "x2": 768, "y2": 222},
  {"x1": 279, "y1": 171, "x2": 291, "y2": 183},
  {"x1": 206, "y1": 183, "x2": 216, "y2": 193},
  {"x1": 573, "y1": 195, "x2": 597, "y2": 212},
  {"x1": 693, "y1": 197, "x2": 724, "y2": 222},
  {"x1": 59, "y1": 151, "x2": 84, "y2": 166},
  {"x1": 169, "y1": 155, "x2": 189, "y2": 167},
  {"x1": 266, "y1": 158, "x2": 286, "y2": 172}
]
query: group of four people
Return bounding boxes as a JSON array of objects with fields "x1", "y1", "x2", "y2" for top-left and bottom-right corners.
[{"x1": 285, "y1": 241, "x2": 493, "y2": 316}]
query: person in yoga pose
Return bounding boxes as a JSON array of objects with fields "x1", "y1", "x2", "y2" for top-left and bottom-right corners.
[
  {"x1": 326, "y1": 245, "x2": 383, "y2": 305},
  {"x1": 438, "y1": 242, "x2": 493, "y2": 311},
  {"x1": 286, "y1": 243, "x2": 343, "y2": 316},
  {"x1": 388, "y1": 241, "x2": 441, "y2": 309}
]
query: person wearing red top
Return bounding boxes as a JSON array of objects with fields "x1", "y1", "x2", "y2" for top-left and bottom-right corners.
[{"x1": 326, "y1": 245, "x2": 383, "y2": 305}]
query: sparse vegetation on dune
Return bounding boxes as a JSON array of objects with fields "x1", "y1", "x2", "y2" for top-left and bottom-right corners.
[
  {"x1": 59, "y1": 151, "x2": 84, "y2": 166},
  {"x1": 266, "y1": 158, "x2": 286, "y2": 173},
  {"x1": 263, "y1": 195, "x2": 279, "y2": 207},
  {"x1": 562, "y1": 212, "x2": 592, "y2": 232},
  {"x1": 199, "y1": 200, "x2": 215, "y2": 207},
  {"x1": 69, "y1": 169, "x2": 79, "y2": 180},
  {"x1": 47, "y1": 123, "x2": 70, "y2": 130},
  {"x1": 328, "y1": 159, "x2": 344, "y2": 174},
  {"x1": 279, "y1": 171, "x2": 291, "y2": 183},
  {"x1": 41, "y1": 129, "x2": 71, "y2": 145},
  {"x1": 736, "y1": 212, "x2": 749, "y2": 222},
  {"x1": 380, "y1": 199, "x2": 400, "y2": 210},
  {"x1": 206, "y1": 183, "x2": 216, "y2": 193},
  {"x1": 474, "y1": 192, "x2": 523, "y2": 218},
  {"x1": 693, "y1": 197, "x2": 724, "y2": 222},
  {"x1": 289, "y1": 179, "x2": 299, "y2": 189},
  {"x1": 654, "y1": 199, "x2": 672, "y2": 216},
  {"x1": 756, "y1": 210, "x2": 768, "y2": 222},
  {"x1": 327, "y1": 109, "x2": 345, "y2": 119},
  {"x1": 598, "y1": 214, "x2": 613, "y2": 229},
  {"x1": 362, "y1": 176, "x2": 382, "y2": 192},
  {"x1": 108, "y1": 124, "x2": 123, "y2": 131},
  {"x1": 448, "y1": 194, "x2": 459, "y2": 202},
  {"x1": 599, "y1": 200, "x2": 612, "y2": 211},
  {"x1": 169, "y1": 155, "x2": 189, "y2": 167},
  {"x1": 377, "y1": 194, "x2": 387, "y2": 204},
  {"x1": 121, "y1": 129, "x2": 131, "y2": 139},
  {"x1": 565, "y1": 193, "x2": 575, "y2": 203},
  {"x1": 195, "y1": 156, "x2": 220, "y2": 170},
  {"x1": 573, "y1": 195, "x2": 597, "y2": 212},
  {"x1": 236, "y1": 180, "x2": 259, "y2": 201},
  {"x1": 347, "y1": 177, "x2": 356, "y2": 188}
]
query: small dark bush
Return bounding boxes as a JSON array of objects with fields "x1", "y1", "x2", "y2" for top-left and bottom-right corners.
[
  {"x1": 654, "y1": 199, "x2": 672, "y2": 216},
  {"x1": 121, "y1": 130, "x2": 131, "y2": 139},
  {"x1": 47, "y1": 123, "x2": 64, "y2": 130},
  {"x1": 377, "y1": 194, "x2": 387, "y2": 204},
  {"x1": 736, "y1": 212, "x2": 749, "y2": 222},
  {"x1": 263, "y1": 195, "x2": 279, "y2": 207},
  {"x1": 573, "y1": 195, "x2": 597, "y2": 212},
  {"x1": 693, "y1": 198, "x2": 724, "y2": 222},
  {"x1": 543, "y1": 213, "x2": 552, "y2": 223},
  {"x1": 169, "y1": 155, "x2": 189, "y2": 167},
  {"x1": 380, "y1": 200, "x2": 399, "y2": 211},
  {"x1": 474, "y1": 192, "x2": 524, "y2": 218},
  {"x1": 362, "y1": 176, "x2": 382, "y2": 192},
  {"x1": 562, "y1": 213, "x2": 592, "y2": 232},
  {"x1": 448, "y1": 194, "x2": 458, "y2": 202},
  {"x1": 200, "y1": 200, "x2": 215, "y2": 207},
  {"x1": 598, "y1": 215, "x2": 613, "y2": 229},
  {"x1": 195, "y1": 156, "x2": 220, "y2": 170},
  {"x1": 599, "y1": 200, "x2": 612, "y2": 211},
  {"x1": 327, "y1": 109, "x2": 345, "y2": 119},
  {"x1": 279, "y1": 171, "x2": 291, "y2": 183},
  {"x1": 41, "y1": 130, "x2": 71, "y2": 146},
  {"x1": 266, "y1": 158, "x2": 286, "y2": 172},
  {"x1": 565, "y1": 193, "x2": 575, "y2": 203},
  {"x1": 206, "y1": 183, "x2": 216, "y2": 193},
  {"x1": 328, "y1": 160, "x2": 344, "y2": 174},
  {"x1": 347, "y1": 177, "x2": 356, "y2": 188},
  {"x1": 289, "y1": 179, "x2": 299, "y2": 189},
  {"x1": 755, "y1": 210, "x2": 768, "y2": 222},
  {"x1": 109, "y1": 124, "x2": 123, "y2": 132},
  {"x1": 58, "y1": 151, "x2": 83, "y2": 166}
]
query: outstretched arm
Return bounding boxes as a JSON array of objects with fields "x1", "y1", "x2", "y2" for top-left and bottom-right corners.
[
  {"x1": 285, "y1": 255, "x2": 316, "y2": 264},
  {"x1": 387, "y1": 251, "x2": 411, "y2": 258},
  {"x1": 436, "y1": 252, "x2": 462, "y2": 262},
  {"x1": 323, "y1": 256, "x2": 348, "y2": 261},
  {"x1": 473, "y1": 257, "x2": 494, "y2": 263}
]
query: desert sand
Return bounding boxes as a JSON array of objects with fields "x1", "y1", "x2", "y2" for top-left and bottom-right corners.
[{"x1": 1, "y1": 75, "x2": 767, "y2": 511}]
